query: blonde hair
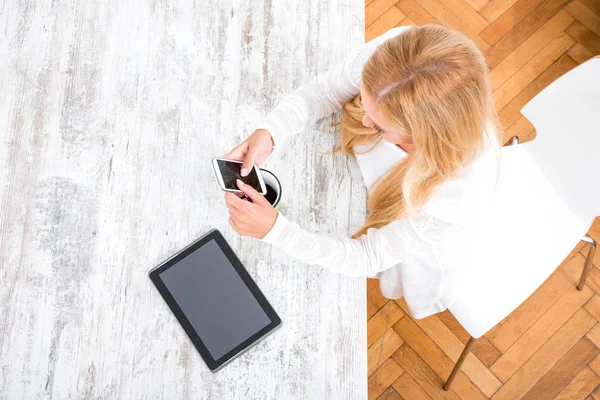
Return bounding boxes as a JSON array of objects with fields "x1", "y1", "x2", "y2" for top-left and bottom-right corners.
[{"x1": 336, "y1": 25, "x2": 500, "y2": 238}]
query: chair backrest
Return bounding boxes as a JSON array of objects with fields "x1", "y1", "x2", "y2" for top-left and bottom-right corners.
[
  {"x1": 448, "y1": 57, "x2": 600, "y2": 339},
  {"x1": 520, "y1": 56, "x2": 600, "y2": 219}
]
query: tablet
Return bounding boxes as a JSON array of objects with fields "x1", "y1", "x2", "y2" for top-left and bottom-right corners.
[{"x1": 149, "y1": 229, "x2": 281, "y2": 372}]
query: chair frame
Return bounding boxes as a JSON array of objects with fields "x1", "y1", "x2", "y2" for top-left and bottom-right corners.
[{"x1": 443, "y1": 135, "x2": 597, "y2": 391}]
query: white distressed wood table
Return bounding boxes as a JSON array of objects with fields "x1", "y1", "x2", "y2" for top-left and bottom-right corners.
[{"x1": 0, "y1": 0, "x2": 367, "y2": 398}]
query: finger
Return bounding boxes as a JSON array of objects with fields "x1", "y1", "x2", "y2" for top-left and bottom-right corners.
[
  {"x1": 241, "y1": 147, "x2": 259, "y2": 177},
  {"x1": 225, "y1": 192, "x2": 247, "y2": 210},
  {"x1": 223, "y1": 141, "x2": 248, "y2": 161},
  {"x1": 236, "y1": 179, "x2": 266, "y2": 204},
  {"x1": 228, "y1": 217, "x2": 241, "y2": 234}
]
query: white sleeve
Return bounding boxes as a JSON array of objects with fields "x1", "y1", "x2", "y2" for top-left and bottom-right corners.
[
  {"x1": 255, "y1": 26, "x2": 412, "y2": 153},
  {"x1": 260, "y1": 209, "x2": 454, "y2": 277}
]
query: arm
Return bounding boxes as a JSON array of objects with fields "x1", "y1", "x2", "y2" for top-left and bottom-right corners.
[
  {"x1": 256, "y1": 26, "x2": 412, "y2": 152},
  {"x1": 260, "y1": 208, "x2": 454, "y2": 277}
]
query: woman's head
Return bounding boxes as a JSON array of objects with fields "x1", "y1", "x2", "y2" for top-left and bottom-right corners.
[{"x1": 338, "y1": 25, "x2": 499, "y2": 238}]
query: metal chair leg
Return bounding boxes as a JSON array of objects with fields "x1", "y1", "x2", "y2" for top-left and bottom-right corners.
[
  {"x1": 578, "y1": 236, "x2": 597, "y2": 291},
  {"x1": 444, "y1": 336, "x2": 476, "y2": 391}
]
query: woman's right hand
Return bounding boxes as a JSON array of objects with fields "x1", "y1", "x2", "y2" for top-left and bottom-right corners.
[{"x1": 223, "y1": 129, "x2": 275, "y2": 177}]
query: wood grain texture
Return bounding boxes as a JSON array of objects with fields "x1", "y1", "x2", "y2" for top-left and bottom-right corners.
[
  {"x1": 492, "y1": 31, "x2": 575, "y2": 110},
  {"x1": 395, "y1": 300, "x2": 501, "y2": 397},
  {"x1": 437, "y1": 310, "x2": 502, "y2": 368},
  {"x1": 393, "y1": 344, "x2": 462, "y2": 400},
  {"x1": 368, "y1": 300, "x2": 405, "y2": 347},
  {"x1": 392, "y1": 373, "x2": 433, "y2": 399},
  {"x1": 568, "y1": 42, "x2": 596, "y2": 62},
  {"x1": 368, "y1": 328, "x2": 404, "y2": 375},
  {"x1": 520, "y1": 338, "x2": 599, "y2": 399},
  {"x1": 586, "y1": 295, "x2": 600, "y2": 321},
  {"x1": 368, "y1": 278, "x2": 389, "y2": 319},
  {"x1": 369, "y1": 358, "x2": 404, "y2": 399},
  {"x1": 366, "y1": 6, "x2": 407, "y2": 38},
  {"x1": 491, "y1": 309, "x2": 597, "y2": 400},
  {"x1": 490, "y1": 280, "x2": 594, "y2": 383},
  {"x1": 566, "y1": 20, "x2": 600, "y2": 53},
  {"x1": 392, "y1": 316, "x2": 488, "y2": 400},
  {"x1": 480, "y1": 0, "x2": 547, "y2": 45},
  {"x1": 0, "y1": 0, "x2": 368, "y2": 398},
  {"x1": 376, "y1": 386, "x2": 404, "y2": 400},
  {"x1": 497, "y1": 53, "x2": 578, "y2": 129},
  {"x1": 554, "y1": 367, "x2": 600, "y2": 400}
]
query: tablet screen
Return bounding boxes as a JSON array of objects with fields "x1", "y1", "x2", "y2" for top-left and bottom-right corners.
[{"x1": 159, "y1": 239, "x2": 272, "y2": 360}]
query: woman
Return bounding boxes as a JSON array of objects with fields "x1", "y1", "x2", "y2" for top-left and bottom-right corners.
[{"x1": 223, "y1": 25, "x2": 501, "y2": 319}]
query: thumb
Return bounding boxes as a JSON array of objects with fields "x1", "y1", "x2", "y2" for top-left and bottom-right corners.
[
  {"x1": 236, "y1": 179, "x2": 266, "y2": 204},
  {"x1": 241, "y1": 146, "x2": 259, "y2": 177}
]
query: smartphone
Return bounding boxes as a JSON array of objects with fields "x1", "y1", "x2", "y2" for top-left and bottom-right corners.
[{"x1": 212, "y1": 158, "x2": 267, "y2": 195}]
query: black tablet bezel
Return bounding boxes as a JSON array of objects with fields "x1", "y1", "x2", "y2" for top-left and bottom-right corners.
[{"x1": 149, "y1": 229, "x2": 281, "y2": 372}]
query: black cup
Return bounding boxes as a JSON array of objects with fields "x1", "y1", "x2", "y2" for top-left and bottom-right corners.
[{"x1": 259, "y1": 168, "x2": 282, "y2": 208}]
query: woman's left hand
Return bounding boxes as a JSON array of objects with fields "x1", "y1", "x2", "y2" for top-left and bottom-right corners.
[{"x1": 224, "y1": 179, "x2": 278, "y2": 239}]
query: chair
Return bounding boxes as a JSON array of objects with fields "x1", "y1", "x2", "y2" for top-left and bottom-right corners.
[{"x1": 443, "y1": 56, "x2": 600, "y2": 391}]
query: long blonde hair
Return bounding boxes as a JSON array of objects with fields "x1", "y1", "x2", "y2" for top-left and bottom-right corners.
[{"x1": 337, "y1": 25, "x2": 500, "y2": 238}]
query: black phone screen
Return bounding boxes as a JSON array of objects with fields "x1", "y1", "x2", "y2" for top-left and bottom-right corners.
[{"x1": 217, "y1": 160, "x2": 262, "y2": 192}]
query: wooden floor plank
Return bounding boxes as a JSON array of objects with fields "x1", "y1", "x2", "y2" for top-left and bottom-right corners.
[
  {"x1": 521, "y1": 338, "x2": 599, "y2": 399},
  {"x1": 585, "y1": 295, "x2": 600, "y2": 322},
  {"x1": 497, "y1": 53, "x2": 577, "y2": 129},
  {"x1": 395, "y1": 0, "x2": 439, "y2": 25},
  {"x1": 566, "y1": 0, "x2": 600, "y2": 37},
  {"x1": 412, "y1": 0, "x2": 491, "y2": 51},
  {"x1": 392, "y1": 373, "x2": 432, "y2": 399},
  {"x1": 368, "y1": 279, "x2": 389, "y2": 319},
  {"x1": 480, "y1": 0, "x2": 547, "y2": 46},
  {"x1": 566, "y1": 20, "x2": 600, "y2": 54},
  {"x1": 593, "y1": 386, "x2": 600, "y2": 400},
  {"x1": 586, "y1": 324, "x2": 600, "y2": 347},
  {"x1": 369, "y1": 328, "x2": 405, "y2": 375},
  {"x1": 366, "y1": 0, "x2": 401, "y2": 27},
  {"x1": 437, "y1": 310, "x2": 502, "y2": 368},
  {"x1": 493, "y1": 31, "x2": 575, "y2": 110},
  {"x1": 464, "y1": 0, "x2": 489, "y2": 11},
  {"x1": 488, "y1": 5, "x2": 573, "y2": 81},
  {"x1": 376, "y1": 386, "x2": 404, "y2": 400},
  {"x1": 568, "y1": 42, "x2": 596, "y2": 63},
  {"x1": 586, "y1": 268, "x2": 600, "y2": 296},
  {"x1": 368, "y1": 300, "x2": 405, "y2": 348},
  {"x1": 580, "y1": 0, "x2": 600, "y2": 16},
  {"x1": 396, "y1": 300, "x2": 502, "y2": 397},
  {"x1": 366, "y1": 6, "x2": 407, "y2": 39},
  {"x1": 500, "y1": 115, "x2": 536, "y2": 144},
  {"x1": 393, "y1": 316, "x2": 489, "y2": 400},
  {"x1": 392, "y1": 345, "x2": 461, "y2": 400},
  {"x1": 554, "y1": 366, "x2": 600, "y2": 400},
  {"x1": 480, "y1": 0, "x2": 520, "y2": 22},
  {"x1": 438, "y1": 0, "x2": 490, "y2": 33},
  {"x1": 490, "y1": 309, "x2": 597, "y2": 400},
  {"x1": 369, "y1": 358, "x2": 405, "y2": 399},
  {"x1": 489, "y1": 252, "x2": 585, "y2": 353},
  {"x1": 589, "y1": 354, "x2": 600, "y2": 376},
  {"x1": 491, "y1": 280, "x2": 593, "y2": 383},
  {"x1": 396, "y1": 17, "x2": 417, "y2": 27}
]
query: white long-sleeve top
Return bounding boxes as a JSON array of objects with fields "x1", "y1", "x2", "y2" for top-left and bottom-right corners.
[{"x1": 256, "y1": 26, "x2": 501, "y2": 319}]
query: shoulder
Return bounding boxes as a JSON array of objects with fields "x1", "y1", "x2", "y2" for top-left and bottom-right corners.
[{"x1": 424, "y1": 135, "x2": 501, "y2": 222}]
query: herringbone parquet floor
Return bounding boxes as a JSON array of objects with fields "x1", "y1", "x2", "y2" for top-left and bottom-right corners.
[{"x1": 365, "y1": 0, "x2": 600, "y2": 398}]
